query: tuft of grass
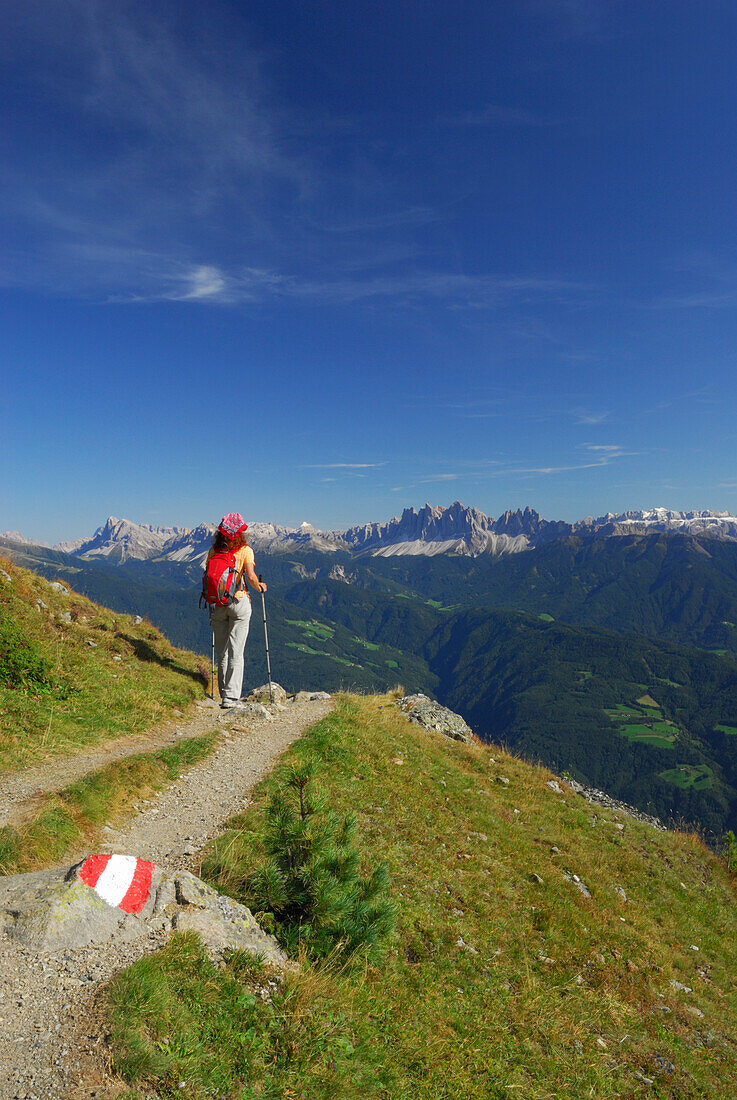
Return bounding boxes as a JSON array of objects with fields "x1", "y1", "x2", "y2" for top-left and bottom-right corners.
[
  {"x1": 0, "y1": 557, "x2": 208, "y2": 771},
  {"x1": 0, "y1": 734, "x2": 218, "y2": 875},
  {"x1": 109, "y1": 693, "x2": 737, "y2": 1099},
  {"x1": 107, "y1": 933, "x2": 374, "y2": 1099}
]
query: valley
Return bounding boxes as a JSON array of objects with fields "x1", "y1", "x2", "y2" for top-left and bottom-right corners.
[{"x1": 3, "y1": 501, "x2": 737, "y2": 838}]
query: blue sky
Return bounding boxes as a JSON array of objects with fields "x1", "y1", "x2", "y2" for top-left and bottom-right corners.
[{"x1": 2, "y1": 0, "x2": 736, "y2": 542}]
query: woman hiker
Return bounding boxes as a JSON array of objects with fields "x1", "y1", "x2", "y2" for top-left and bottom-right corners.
[{"x1": 206, "y1": 512, "x2": 266, "y2": 709}]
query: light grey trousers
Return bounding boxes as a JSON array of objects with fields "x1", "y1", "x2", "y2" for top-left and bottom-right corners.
[{"x1": 209, "y1": 597, "x2": 252, "y2": 704}]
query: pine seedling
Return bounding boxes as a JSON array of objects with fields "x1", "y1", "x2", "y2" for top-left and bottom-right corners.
[{"x1": 247, "y1": 763, "x2": 395, "y2": 960}]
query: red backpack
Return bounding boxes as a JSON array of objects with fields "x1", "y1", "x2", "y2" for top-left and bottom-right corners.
[{"x1": 200, "y1": 550, "x2": 242, "y2": 608}]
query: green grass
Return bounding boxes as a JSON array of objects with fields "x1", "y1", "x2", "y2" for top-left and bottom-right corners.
[
  {"x1": 285, "y1": 619, "x2": 336, "y2": 641},
  {"x1": 636, "y1": 694, "x2": 660, "y2": 709},
  {"x1": 108, "y1": 695, "x2": 737, "y2": 1099},
  {"x1": 286, "y1": 642, "x2": 355, "y2": 667},
  {"x1": 716, "y1": 724, "x2": 737, "y2": 736},
  {"x1": 0, "y1": 557, "x2": 207, "y2": 771},
  {"x1": 538, "y1": 612, "x2": 554, "y2": 622},
  {"x1": 619, "y1": 723, "x2": 677, "y2": 749},
  {"x1": 659, "y1": 764, "x2": 715, "y2": 790},
  {"x1": 0, "y1": 734, "x2": 219, "y2": 875},
  {"x1": 108, "y1": 934, "x2": 369, "y2": 1099}
]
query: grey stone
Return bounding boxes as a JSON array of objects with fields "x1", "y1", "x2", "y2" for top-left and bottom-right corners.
[
  {"x1": 35, "y1": 599, "x2": 48, "y2": 612},
  {"x1": 529, "y1": 873, "x2": 544, "y2": 885},
  {"x1": 133, "y1": 615, "x2": 144, "y2": 624},
  {"x1": 614, "y1": 885, "x2": 627, "y2": 902},
  {"x1": 670, "y1": 979, "x2": 693, "y2": 993},
  {"x1": 564, "y1": 776, "x2": 666, "y2": 831},
  {"x1": 49, "y1": 582, "x2": 69, "y2": 594},
  {"x1": 245, "y1": 682, "x2": 288, "y2": 706},
  {"x1": 562, "y1": 871, "x2": 592, "y2": 898},
  {"x1": 0, "y1": 858, "x2": 287, "y2": 967},
  {"x1": 58, "y1": 611, "x2": 73, "y2": 624},
  {"x1": 0, "y1": 568, "x2": 13, "y2": 583},
  {"x1": 397, "y1": 694, "x2": 473, "y2": 743},
  {"x1": 546, "y1": 779, "x2": 564, "y2": 794},
  {"x1": 175, "y1": 871, "x2": 212, "y2": 908}
]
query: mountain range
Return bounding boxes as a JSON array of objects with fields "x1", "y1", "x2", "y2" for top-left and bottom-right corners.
[
  {"x1": 6, "y1": 502, "x2": 737, "y2": 563},
  {"x1": 3, "y1": 501, "x2": 737, "y2": 838}
]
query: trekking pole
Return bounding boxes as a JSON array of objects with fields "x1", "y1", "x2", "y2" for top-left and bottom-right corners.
[
  {"x1": 211, "y1": 629, "x2": 216, "y2": 701},
  {"x1": 259, "y1": 574, "x2": 274, "y2": 703}
]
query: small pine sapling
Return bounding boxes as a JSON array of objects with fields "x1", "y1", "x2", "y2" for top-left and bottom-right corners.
[{"x1": 248, "y1": 762, "x2": 396, "y2": 960}]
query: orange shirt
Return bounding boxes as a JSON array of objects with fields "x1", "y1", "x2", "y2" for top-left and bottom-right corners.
[{"x1": 206, "y1": 544, "x2": 255, "y2": 599}]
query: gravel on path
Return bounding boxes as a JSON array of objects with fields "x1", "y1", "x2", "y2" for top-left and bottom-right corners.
[
  {"x1": 0, "y1": 696, "x2": 331, "y2": 1100},
  {"x1": 0, "y1": 700, "x2": 225, "y2": 828}
]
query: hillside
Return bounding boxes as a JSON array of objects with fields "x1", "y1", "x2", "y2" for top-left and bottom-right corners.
[
  {"x1": 5, "y1": 537, "x2": 737, "y2": 838},
  {"x1": 425, "y1": 610, "x2": 737, "y2": 837},
  {"x1": 1, "y1": 567, "x2": 736, "y2": 1097},
  {"x1": 106, "y1": 694, "x2": 737, "y2": 1099},
  {"x1": 0, "y1": 540, "x2": 435, "y2": 697},
  {"x1": 0, "y1": 555, "x2": 208, "y2": 773}
]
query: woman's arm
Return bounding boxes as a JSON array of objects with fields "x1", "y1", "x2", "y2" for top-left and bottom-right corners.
[{"x1": 244, "y1": 557, "x2": 266, "y2": 593}]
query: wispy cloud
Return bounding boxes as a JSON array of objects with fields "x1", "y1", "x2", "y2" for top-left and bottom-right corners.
[
  {"x1": 0, "y1": 6, "x2": 592, "y2": 313},
  {"x1": 300, "y1": 463, "x2": 388, "y2": 469},
  {"x1": 573, "y1": 408, "x2": 609, "y2": 425}
]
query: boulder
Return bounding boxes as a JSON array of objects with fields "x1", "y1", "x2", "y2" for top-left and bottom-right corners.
[
  {"x1": 290, "y1": 690, "x2": 332, "y2": 704},
  {"x1": 0, "y1": 856, "x2": 287, "y2": 966},
  {"x1": 245, "y1": 682, "x2": 288, "y2": 706},
  {"x1": 397, "y1": 694, "x2": 473, "y2": 742},
  {"x1": 0, "y1": 569, "x2": 13, "y2": 583},
  {"x1": 49, "y1": 581, "x2": 69, "y2": 594}
]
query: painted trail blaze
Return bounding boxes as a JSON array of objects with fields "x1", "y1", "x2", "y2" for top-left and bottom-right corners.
[{"x1": 79, "y1": 854, "x2": 154, "y2": 914}]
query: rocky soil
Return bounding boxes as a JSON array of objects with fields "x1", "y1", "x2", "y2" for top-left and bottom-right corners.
[{"x1": 0, "y1": 693, "x2": 331, "y2": 1100}]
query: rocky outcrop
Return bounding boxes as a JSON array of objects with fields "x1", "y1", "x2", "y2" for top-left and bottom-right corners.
[
  {"x1": 397, "y1": 694, "x2": 474, "y2": 742},
  {"x1": 0, "y1": 857, "x2": 286, "y2": 965},
  {"x1": 564, "y1": 778, "x2": 666, "y2": 831}
]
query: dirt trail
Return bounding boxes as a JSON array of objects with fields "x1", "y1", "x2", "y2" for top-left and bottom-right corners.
[
  {"x1": 0, "y1": 696, "x2": 332, "y2": 1100},
  {"x1": 0, "y1": 699, "x2": 225, "y2": 827}
]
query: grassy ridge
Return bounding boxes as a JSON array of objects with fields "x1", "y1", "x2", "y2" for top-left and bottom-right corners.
[
  {"x1": 0, "y1": 556, "x2": 208, "y2": 771},
  {"x1": 108, "y1": 695, "x2": 737, "y2": 1099},
  {"x1": 0, "y1": 733, "x2": 218, "y2": 875}
]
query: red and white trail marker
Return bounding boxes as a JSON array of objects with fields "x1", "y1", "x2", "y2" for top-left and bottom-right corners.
[{"x1": 78, "y1": 854, "x2": 155, "y2": 915}]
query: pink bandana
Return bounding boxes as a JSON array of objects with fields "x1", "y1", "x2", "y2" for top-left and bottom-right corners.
[{"x1": 218, "y1": 512, "x2": 248, "y2": 537}]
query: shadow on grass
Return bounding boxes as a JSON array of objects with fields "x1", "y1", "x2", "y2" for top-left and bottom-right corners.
[{"x1": 118, "y1": 634, "x2": 207, "y2": 688}]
